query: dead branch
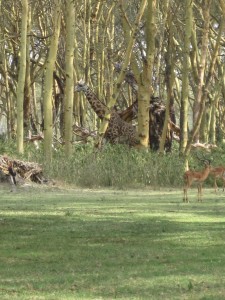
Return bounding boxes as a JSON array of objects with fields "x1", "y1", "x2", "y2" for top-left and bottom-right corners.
[
  {"x1": 191, "y1": 142, "x2": 217, "y2": 151},
  {"x1": 73, "y1": 124, "x2": 97, "y2": 143},
  {"x1": 0, "y1": 155, "x2": 47, "y2": 184}
]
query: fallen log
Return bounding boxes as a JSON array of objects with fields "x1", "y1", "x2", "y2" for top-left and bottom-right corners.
[{"x1": 0, "y1": 155, "x2": 47, "y2": 184}]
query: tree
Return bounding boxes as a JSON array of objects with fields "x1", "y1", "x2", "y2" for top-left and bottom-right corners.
[
  {"x1": 96, "y1": 0, "x2": 148, "y2": 148},
  {"x1": 1, "y1": 0, "x2": 225, "y2": 156},
  {"x1": 179, "y1": 0, "x2": 192, "y2": 155},
  {"x1": 184, "y1": 0, "x2": 212, "y2": 157},
  {"x1": 43, "y1": 0, "x2": 61, "y2": 162},
  {"x1": 16, "y1": 0, "x2": 28, "y2": 154},
  {"x1": 64, "y1": 0, "x2": 75, "y2": 157},
  {"x1": 159, "y1": 1, "x2": 175, "y2": 154},
  {"x1": 137, "y1": 0, "x2": 156, "y2": 149}
]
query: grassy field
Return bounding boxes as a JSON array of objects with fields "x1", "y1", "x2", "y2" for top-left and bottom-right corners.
[{"x1": 1, "y1": 184, "x2": 225, "y2": 300}]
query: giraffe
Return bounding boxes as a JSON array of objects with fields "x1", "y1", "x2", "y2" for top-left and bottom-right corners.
[
  {"x1": 75, "y1": 80, "x2": 139, "y2": 146},
  {"x1": 115, "y1": 64, "x2": 176, "y2": 152}
]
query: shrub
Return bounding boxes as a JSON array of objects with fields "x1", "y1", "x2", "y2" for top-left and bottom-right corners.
[
  {"x1": 40, "y1": 144, "x2": 184, "y2": 189},
  {"x1": 3, "y1": 140, "x2": 222, "y2": 189}
]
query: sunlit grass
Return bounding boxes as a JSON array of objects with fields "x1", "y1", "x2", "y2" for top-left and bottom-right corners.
[{"x1": 0, "y1": 186, "x2": 225, "y2": 299}]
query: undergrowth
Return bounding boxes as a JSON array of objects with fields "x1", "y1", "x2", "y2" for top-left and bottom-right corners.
[
  {"x1": 1, "y1": 139, "x2": 225, "y2": 189},
  {"x1": 44, "y1": 144, "x2": 186, "y2": 188}
]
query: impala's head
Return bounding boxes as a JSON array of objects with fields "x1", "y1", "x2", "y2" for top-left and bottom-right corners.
[
  {"x1": 75, "y1": 79, "x2": 88, "y2": 92},
  {"x1": 204, "y1": 159, "x2": 212, "y2": 169},
  {"x1": 196, "y1": 152, "x2": 212, "y2": 169}
]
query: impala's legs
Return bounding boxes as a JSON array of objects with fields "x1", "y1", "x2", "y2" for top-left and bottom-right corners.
[
  {"x1": 183, "y1": 177, "x2": 191, "y2": 203},
  {"x1": 183, "y1": 179, "x2": 190, "y2": 203},
  {"x1": 221, "y1": 175, "x2": 225, "y2": 191},
  {"x1": 214, "y1": 178, "x2": 218, "y2": 193},
  {"x1": 197, "y1": 185, "x2": 200, "y2": 202},
  {"x1": 197, "y1": 184, "x2": 203, "y2": 202},
  {"x1": 183, "y1": 187, "x2": 188, "y2": 202}
]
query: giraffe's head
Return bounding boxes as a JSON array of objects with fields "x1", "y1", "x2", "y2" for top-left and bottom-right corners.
[{"x1": 75, "y1": 79, "x2": 88, "y2": 92}]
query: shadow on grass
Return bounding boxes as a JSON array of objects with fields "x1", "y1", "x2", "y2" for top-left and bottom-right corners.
[{"x1": 0, "y1": 188, "x2": 225, "y2": 299}]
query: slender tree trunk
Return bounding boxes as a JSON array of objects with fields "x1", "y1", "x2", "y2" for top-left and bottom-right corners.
[
  {"x1": 210, "y1": 92, "x2": 219, "y2": 144},
  {"x1": 97, "y1": 0, "x2": 147, "y2": 147},
  {"x1": 192, "y1": 0, "x2": 211, "y2": 142},
  {"x1": 183, "y1": 1, "x2": 211, "y2": 156},
  {"x1": 2, "y1": 46, "x2": 13, "y2": 138},
  {"x1": 43, "y1": 0, "x2": 61, "y2": 162},
  {"x1": 137, "y1": 0, "x2": 156, "y2": 149},
  {"x1": 16, "y1": 0, "x2": 28, "y2": 154},
  {"x1": 180, "y1": 0, "x2": 192, "y2": 155},
  {"x1": 159, "y1": 2, "x2": 174, "y2": 154},
  {"x1": 64, "y1": 0, "x2": 75, "y2": 157},
  {"x1": 200, "y1": 16, "x2": 224, "y2": 142},
  {"x1": 220, "y1": 0, "x2": 225, "y2": 18},
  {"x1": 24, "y1": 5, "x2": 31, "y2": 135}
]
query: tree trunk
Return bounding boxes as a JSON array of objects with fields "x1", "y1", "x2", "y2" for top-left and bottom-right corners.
[
  {"x1": 64, "y1": 0, "x2": 75, "y2": 157},
  {"x1": 220, "y1": 0, "x2": 225, "y2": 18},
  {"x1": 180, "y1": 0, "x2": 192, "y2": 155},
  {"x1": 23, "y1": 6, "x2": 31, "y2": 135},
  {"x1": 192, "y1": 0, "x2": 211, "y2": 142},
  {"x1": 43, "y1": 0, "x2": 61, "y2": 162},
  {"x1": 16, "y1": 0, "x2": 28, "y2": 154},
  {"x1": 159, "y1": 2, "x2": 174, "y2": 154},
  {"x1": 137, "y1": 0, "x2": 156, "y2": 149},
  {"x1": 97, "y1": 0, "x2": 147, "y2": 147}
]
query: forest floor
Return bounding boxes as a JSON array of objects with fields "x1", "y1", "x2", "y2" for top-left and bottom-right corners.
[{"x1": 0, "y1": 185, "x2": 225, "y2": 299}]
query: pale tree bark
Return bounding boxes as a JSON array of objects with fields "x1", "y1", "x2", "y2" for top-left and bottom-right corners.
[
  {"x1": 154, "y1": 0, "x2": 169, "y2": 97},
  {"x1": 90, "y1": 0, "x2": 103, "y2": 131},
  {"x1": 180, "y1": 0, "x2": 192, "y2": 156},
  {"x1": 184, "y1": 0, "x2": 211, "y2": 157},
  {"x1": 159, "y1": 1, "x2": 174, "y2": 154},
  {"x1": 137, "y1": 0, "x2": 156, "y2": 149},
  {"x1": 209, "y1": 87, "x2": 220, "y2": 144},
  {"x1": 24, "y1": 5, "x2": 31, "y2": 134},
  {"x1": 92, "y1": 0, "x2": 103, "y2": 99},
  {"x1": 119, "y1": 1, "x2": 139, "y2": 95},
  {"x1": 104, "y1": 6, "x2": 116, "y2": 106},
  {"x1": 43, "y1": 0, "x2": 61, "y2": 162},
  {"x1": 192, "y1": 0, "x2": 211, "y2": 143},
  {"x1": 220, "y1": 0, "x2": 225, "y2": 17},
  {"x1": 213, "y1": 0, "x2": 225, "y2": 143},
  {"x1": 200, "y1": 16, "x2": 224, "y2": 142},
  {"x1": 16, "y1": 0, "x2": 28, "y2": 154},
  {"x1": 64, "y1": 0, "x2": 75, "y2": 157},
  {"x1": 96, "y1": 1, "x2": 116, "y2": 111},
  {"x1": 79, "y1": 0, "x2": 91, "y2": 127},
  {"x1": 1, "y1": 40, "x2": 13, "y2": 138},
  {"x1": 73, "y1": 36, "x2": 81, "y2": 125},
  {"x1": 97, "y1": 0, "x2": 147, "y2": 147}
]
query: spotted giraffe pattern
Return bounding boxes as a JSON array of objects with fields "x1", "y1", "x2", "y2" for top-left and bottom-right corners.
[{"x1": 75, "y1": 80, "x2": 139, "y2": 146}]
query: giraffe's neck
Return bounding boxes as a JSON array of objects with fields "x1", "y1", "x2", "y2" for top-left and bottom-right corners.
[{"x1": 83, "y1": 87, "x2": 108, "y2": 120}]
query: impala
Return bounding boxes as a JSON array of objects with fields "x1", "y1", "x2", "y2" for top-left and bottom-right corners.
[
  {"x1": 210, "y1": 166, "x2": 225, "y2": 192},
  {"x1": 183, "y1": 159, "x2": 211, "y2": 203}
]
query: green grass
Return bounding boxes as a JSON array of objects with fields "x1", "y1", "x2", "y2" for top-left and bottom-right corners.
[{"x1": 1, "y1": 185, "x2": 225, "y2": 299}]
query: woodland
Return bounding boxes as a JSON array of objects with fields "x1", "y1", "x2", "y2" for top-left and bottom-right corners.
[
  {"x1": 0, "y1": 0, "x2": 225, "y2": 172},
  {"x1": 2, "y1": 2, "x2": 225, "y2": 298}
]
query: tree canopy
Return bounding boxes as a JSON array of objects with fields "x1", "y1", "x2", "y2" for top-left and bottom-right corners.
[{"x1": 0, "y1": 0, "x2": 224, "y2": 160}]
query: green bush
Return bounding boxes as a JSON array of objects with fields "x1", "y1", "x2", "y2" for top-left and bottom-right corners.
[
  {"x1": 3, "y1": 139, "x2": 224, "y2": 189},
  {"x1": 37, "y1": 144, "x2": 185, "y2": 189}
]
